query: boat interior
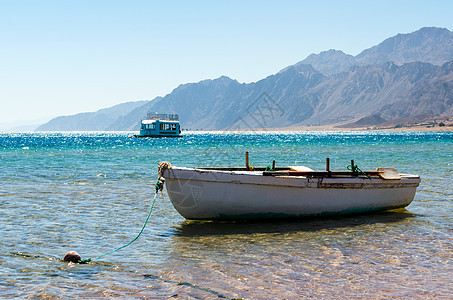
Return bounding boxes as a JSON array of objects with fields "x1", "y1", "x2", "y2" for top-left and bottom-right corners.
[{"x1": 194, "y1": 152, "x2": 400, "y2": 179}]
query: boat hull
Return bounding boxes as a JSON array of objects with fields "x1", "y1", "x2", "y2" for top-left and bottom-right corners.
[{"x1": 164, "y1": 167, "x2": 420, "y2": 220}]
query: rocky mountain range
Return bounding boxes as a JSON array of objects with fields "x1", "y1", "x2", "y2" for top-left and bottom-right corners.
[
  {"x1": 36, "y1": 27, "x2": 453, "y2": 131},
  {"x1": 37, "y1": 101, "x2": 148, "y2": 131},
  {"x1": 294, "y1": 27, "x2": 453, "y2": 75}
]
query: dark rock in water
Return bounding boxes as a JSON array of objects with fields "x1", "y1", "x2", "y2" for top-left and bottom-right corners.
[{"x1": 63, "y1": 251, "x2": 81, "y2": 263}]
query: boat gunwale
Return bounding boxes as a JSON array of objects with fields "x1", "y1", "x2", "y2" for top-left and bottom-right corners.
[
  {"x1": 170, "y1": 166, "x2": 420, "y2": 179},
  {"x1": 164, "y1": 167, "x2": 421, "y2": 189}
]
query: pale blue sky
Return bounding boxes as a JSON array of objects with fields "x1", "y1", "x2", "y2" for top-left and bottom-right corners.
[{"x1": 1, "y1": 0, "x2": 452, "y2": 124}]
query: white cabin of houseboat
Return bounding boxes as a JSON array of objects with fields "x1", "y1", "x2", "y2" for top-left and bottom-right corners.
[{"x1": 135, "y1": 113, "x2": 182, "y2": 137}]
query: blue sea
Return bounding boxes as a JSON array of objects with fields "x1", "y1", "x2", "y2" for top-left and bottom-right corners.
[{"x1": 1, "y1": 131, "x2": 452, "y2": 298}]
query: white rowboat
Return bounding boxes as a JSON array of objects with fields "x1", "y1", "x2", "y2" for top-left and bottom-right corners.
[{"x1": 162, "y1": 165, "x2": 421, "y2": 220}]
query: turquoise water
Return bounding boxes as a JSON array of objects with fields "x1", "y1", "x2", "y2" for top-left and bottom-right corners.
[{"x1": 1, "y1": 131, "x2": 452, "y2": 298}]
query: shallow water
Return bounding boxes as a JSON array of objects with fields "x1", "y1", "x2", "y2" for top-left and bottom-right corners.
[{"x1": 1, "y1": 131, "x2": 452, "y2": 298}]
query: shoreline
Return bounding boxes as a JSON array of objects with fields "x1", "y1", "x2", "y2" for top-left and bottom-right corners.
[
  {"x1": 193, "y1": 118, "x2": 453, "y2": 132},
  {"x1": 4, "y1": 123, "x2": 453, "y2": 134},
  {"x1": 257, "y1": 124, "x2": 453, "y2": 132},
  {"x1": 204, "y1": 123, "x2": 453, "y2": 132}
]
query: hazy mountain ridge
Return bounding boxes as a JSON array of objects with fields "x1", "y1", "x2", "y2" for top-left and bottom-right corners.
[
  {"x1": 36, "y1": 27, "x2": 453, "y2": 131},
  {"x1": 289, "y1": 50, "x2": 355, "y2": 75},
  {"x1": 376, "y1": 61, "x2": 453, "y2": 120},
  {"x1": 36, "y1": 101, "x2": 149, "y2": 131},
  {"x1": 356, "y1": 27, "x2": 453, "y2": 66},
  {"x1": 295, "y1": 27, "x2": 453, "y2": 75},
  {"x1": 302, "y1": 61, "x2": 451, "y2": 126}
]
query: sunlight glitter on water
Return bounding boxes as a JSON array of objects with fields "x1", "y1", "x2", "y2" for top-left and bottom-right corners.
[{"x1": 0, "y1": 131, "x2": 452, "y2": 298}]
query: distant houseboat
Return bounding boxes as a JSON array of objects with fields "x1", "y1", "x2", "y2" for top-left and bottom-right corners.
[{"x1": 134, "y1": 113, "x2": 182, "y2": 138}]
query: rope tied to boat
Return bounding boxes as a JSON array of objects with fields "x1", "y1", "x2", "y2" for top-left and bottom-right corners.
[
  {"x1": 347, "y1": 163, "x2": 372, "y2": 180},
  {"x1": 265, "y1": 164, "x2": 273, "y2": 171},
  {"x1": 64, "y1": 162, "x2": 170, "y2": 264},
  {"x1": 79, "y1": 191, "x2": 159, "y2": 263},
  {"x1": 156, "y1": 161, "x2": 171, "y2": 192},
  {"x1": 158, "y1": 161, "x2": 172, "y2": 178}
]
